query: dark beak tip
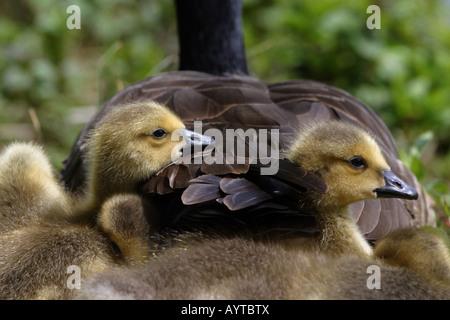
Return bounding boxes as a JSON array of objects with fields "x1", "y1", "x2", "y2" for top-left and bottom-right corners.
[
  {"x1": 410, "y1": 189, "x2": 419, "y2": 200},
  {"x1": 374, "y1": 187, "x2": 419, "y2": 200},
  {"x1": 374, "y1": 170, "x2": 419, "y2": 201},
  {"x1": 403, "y1": 190, "x2": 419, "y2": 201}
]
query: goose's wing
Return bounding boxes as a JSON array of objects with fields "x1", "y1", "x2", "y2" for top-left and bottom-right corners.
[{"x1": 61, "y1": 71, "x2": 434, "y2": 239}]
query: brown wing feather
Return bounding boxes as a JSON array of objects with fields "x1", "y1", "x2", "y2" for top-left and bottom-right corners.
[
  {"x1": 356, "y1": 199, "x2": 382, "y2": 237},
  {"x1": 181, "y1": 184, "x2": 221, "y2": 205},
  {"x1": 222, "y1": 190, "x2": 272, "y2": 211},
  {"x1": 365, "y1": 199, "x2": 394, "y2": 240}
]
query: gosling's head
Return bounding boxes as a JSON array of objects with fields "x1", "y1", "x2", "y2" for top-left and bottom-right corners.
[
  {"x1": 287, "y1": 121, "x2": 418, "y2": 210},
  {"x1": 86, "y1": 101, "x2": 213, "y2": 202}
]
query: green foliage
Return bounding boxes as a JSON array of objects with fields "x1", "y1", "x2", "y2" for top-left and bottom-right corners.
[
  {"x1": 242, "y1": 0, "x2": 450, "y2": 232},
  {"x1": 243, "y1": 0, "x2": 450, "y2": 146},
  {"x1": 420, "y1": 226, "x2": 450, "y2": 248},
  {"x1": 399, "y1": 131, "x2": 434, "y2": 182},
  {"x1": 399, "y1": 132, "x2": 450, "y2": 232},
  {"x1": 0, "y1": 0, "x2": 176, "y2": 168}
]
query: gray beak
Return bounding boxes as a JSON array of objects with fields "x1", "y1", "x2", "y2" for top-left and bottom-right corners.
[
  {"x1": 374, "y1": 171, "x2": 418, "y2": 200},
  {"x1": 179, "y1": 129, "x2": 214, "y2": 156}
]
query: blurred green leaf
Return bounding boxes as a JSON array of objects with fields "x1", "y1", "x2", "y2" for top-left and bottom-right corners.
[
  {"x1": 413, "y1": 131, "x2": 434, "y2": 152},
  {"x1": 420, "y1": 226, "x2": 450, "y2": 248}
]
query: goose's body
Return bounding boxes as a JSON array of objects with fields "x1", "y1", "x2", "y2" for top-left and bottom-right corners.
[
  {"x1": 62, "y1": 0, "x2": 433, "y2": 239},
  {"x1": 0, "y1": 193, "x2": 152, "y2": 300},
  {"x1": 62, "y1": 73, "x2": 432, "y2": 240}
]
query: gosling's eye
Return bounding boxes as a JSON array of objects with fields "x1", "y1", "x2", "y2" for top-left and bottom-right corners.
[
  {"x1": 349, "y1": 156, "x2": 367, "y2": 169},
  {"x1": 151, "y1": 129, "x2": 167, "y2": 139}
]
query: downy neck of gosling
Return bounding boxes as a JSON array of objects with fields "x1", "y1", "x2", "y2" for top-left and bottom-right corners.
[
  {"x1": 284, "y1": 121, "x2": 418, "y2": 256},
  {"x1": 72, "y1": 102, "x2": 213, "y2": 223},
  {"x1": 288, "y1": 187, "x2": 374, "y2": 257}
]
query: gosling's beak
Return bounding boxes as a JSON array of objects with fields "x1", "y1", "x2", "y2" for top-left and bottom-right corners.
[
  {"x1": 179, "y1": 129, "x2": 214, "y2": 156},
  {"x1": 374, "y1": 171, "x2": 418, "y2": 200}
]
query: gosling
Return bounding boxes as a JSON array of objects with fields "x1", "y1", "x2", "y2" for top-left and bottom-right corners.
[
  {"x1": 75, "y1": 227, "x2": 450, "y2": 300},
  {"x1": 0, "y1": 193, "x2": 152, "y2": 300},
  {"x1": 282, "y1": 121, "x2": 417, "y2": 256},
  {"x1": 74, "y1": 100, "x2": 213, "y2": 223},
  {"x1": 0, "y1": 101, "x2": 212, "y2": 227}
]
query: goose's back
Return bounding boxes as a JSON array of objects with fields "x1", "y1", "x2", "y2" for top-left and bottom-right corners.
[{"x1": 61, "y1": 71, "x2": 433, "y2": 239}]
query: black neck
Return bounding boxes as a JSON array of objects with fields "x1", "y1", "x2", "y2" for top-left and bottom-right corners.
[{"x1": 175, "y1": 0, "x2": 248, "y2": 75}]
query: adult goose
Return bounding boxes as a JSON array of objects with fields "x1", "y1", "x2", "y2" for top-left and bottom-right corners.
[{"x1": 61, "y1": 0, "x2": 433, "y2": 240}]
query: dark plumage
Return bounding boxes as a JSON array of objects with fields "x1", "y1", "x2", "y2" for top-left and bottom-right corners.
[{"x1": 62, "y1": 73, "x2": 432, "y2": 239}]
